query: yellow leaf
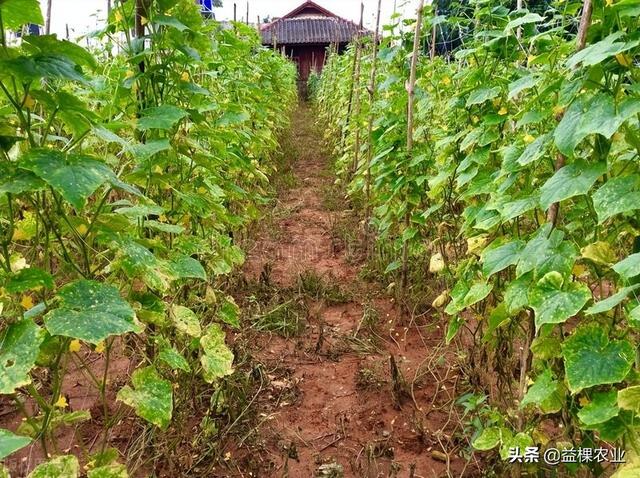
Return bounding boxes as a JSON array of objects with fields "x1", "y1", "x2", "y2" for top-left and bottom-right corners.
[
  {"x1": 94, "y1": 342, "x2": 105, "y2": 354},
  {"x1": 429, "y1": 253, "x2": 445, "y2": 273},
  {"x1": 572, "y1": 263, "x2": 588, "y2": 277},
  {"x1": 54, "y1": 395, "x2": 68, "y2": 409},
  {"x1": 467, "y1": 235, "x2": 488, "y2": 255},
  {"x1": 581, "y1": 241, "x2": 616, "y2": 265},
  {"x1": 10, "y1": 255, "x2": 28, "y2": 271},
  {"x1": 180, "y1": 71, "x2": 190, "y2": 82},
  {"x1": 12, "y1": 212, "x2": 37, "y2": 241},
  {"x1": 23, "y1": 95, "x2": 35, "y2": 109},
  {"x1": 431, "y1": 290, "x2": 449, "y2": 308},
  {"x1": 140, "y1": 16, "x2": 149, "y2": 25},
  {"x1": 20, "y1": 295, "x2": 34, "y2": 310},
  {"x1": 498, "y1": 106, "x2": 508, "y2": 116},
  {"x1": 532, "y1": 427, "x2": 550, "y2": 446},
  {"x1": 76, "y1": 224, "x2": 88, "y2": 235},
  {"x1": 615, "y1": 53, "x2": 632, "y2": 67},
  {"x1": 523, "y1": 134, "x2": 535, "y2": 144},
  {"x1": 69, "y1": 339, "x2": 82, "y2": 353}
]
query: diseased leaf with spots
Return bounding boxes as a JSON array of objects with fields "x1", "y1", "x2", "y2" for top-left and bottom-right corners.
[
  {"x1": 529, "y1": 272, "x2": 591, "y2": 330},
  {"x1": 157, "y1": 346, "x2": 190, "y2": 372},
  {"x1": 170, "y1": 305, "x2": 201, "y2": 337},
  {"x1": 87, "y1": 464, "x2": 129, "y2": 478},
  {"x1": 44, "y1": 280, "x2": 141, "y2": 344},
  {"x1": 593, "y1": 176, "x2": 640, "y2": 224},
  {"x1": 472, "y1": 426, "x2": 502, "y2": 450},
  {"x1": 117, "y1": 366, "x2": 173, "y2": 429},
  {"x1": 0, "y1": 319, "x2": 45, "y2": 394},
  {"x1": 5, "y1": 268, "x2": 54, "y2": 294},
  {"x1": 618, "y1": 386, "x2": 640, "y2": 413},
  {"x1": 200, "y1": 324, "x2": 234, "y2": 383},
  {"x1": 539, "y1": 161, "x2": 606, "y2": 210},
  {"x1": 27, "y1": 455, "x2": 79, "y2": 478},
  {"x1": 562, "y1": 324, "x2": 634, "y2": 393}
]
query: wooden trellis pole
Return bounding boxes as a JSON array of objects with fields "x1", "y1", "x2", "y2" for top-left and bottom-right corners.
[
  {"x1": 401, "y1": 0, "x2": 425, "y2": 292},
  {"x1": 351, "y1": 2, "x2": 365, "y2": 176},
  {"x1": 364, "y1": 0, "x2": 383, "y2": 245},
  {"x1": 45, "y1": 0, "x2": 52, "y2": 35}
]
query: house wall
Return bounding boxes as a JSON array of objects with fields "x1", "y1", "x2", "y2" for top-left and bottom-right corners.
[{"x1": 284, "y1": 44, "x2": 328, "y2": 81}]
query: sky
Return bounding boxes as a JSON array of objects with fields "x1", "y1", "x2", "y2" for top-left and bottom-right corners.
[{"x1": 38, "y1": 0, "x2": 419, "y2": 39}]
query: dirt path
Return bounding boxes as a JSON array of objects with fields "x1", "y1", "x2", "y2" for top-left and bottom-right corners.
[{"x1": 236, "y1": 105, "x2": 474, "y2": 478}]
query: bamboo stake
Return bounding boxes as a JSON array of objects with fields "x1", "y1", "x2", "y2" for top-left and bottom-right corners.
[
  {"x1": 430, "y1": 7, "x2": 437, "y2": 60},
  {"x1": 45, "y1": 0, "x2": 52, "y2": 35},
  {"x1": 576, "y1": 0, "x2": 592, "y2": 51},
  {"x1": 364, "y1": 0, "x2": 383, "y2": 245},
  {"x1": 401, "y1": 0, "x2": 425, "y2": 292},
  {"x1": 342, "y1": 5, "x2": 364, "y2": 154},
  {"x1": 516, "y1": 0, "x2": 523, "y2": 40},
  {"x1": 351, "y1": 3, "x2": 365, "y2": 176}
]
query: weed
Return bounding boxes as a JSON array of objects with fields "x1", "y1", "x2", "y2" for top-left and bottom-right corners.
[
  {"x1": 252, "y1": 299, "x2": 306, "y2": 338},
  {"x1": 355, "y1": 364, "x2": 387, "y2": 390},
  {"x1": 297, "y1": 270, "x2": 351, "y2": 305}
]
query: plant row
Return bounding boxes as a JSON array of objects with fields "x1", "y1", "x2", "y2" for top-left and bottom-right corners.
[
  {"x1": 0, "y1": 0, "x2": 296, "y2": 475},
  {"x1": 316, "y1": 0, "x2": 640, "y2": 474}
]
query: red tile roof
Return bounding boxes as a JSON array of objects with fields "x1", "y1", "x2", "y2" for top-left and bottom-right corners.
[
  {"x1": 261, "y1": 17, "x2": 363, "y2": 45},
  {"x1": 260, "y1": 1, "x2": 366, "y2": 45}
]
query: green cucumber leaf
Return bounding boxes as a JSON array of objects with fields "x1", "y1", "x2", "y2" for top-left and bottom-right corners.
[
  {"x1": 0, "y1": 428, "x2": 31, "y2": 460},
  {"x1": 578, "y1": 390, "x2": 619, "y2": 426}
]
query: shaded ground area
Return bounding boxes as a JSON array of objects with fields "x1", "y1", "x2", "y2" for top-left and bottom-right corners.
[{"x1": 233, "y1": 105, "x2": 479, "y2": 477}]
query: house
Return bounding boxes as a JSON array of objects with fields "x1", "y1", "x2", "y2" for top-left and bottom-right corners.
[{"x1": 260, "y1": 1, "x2": 367, "y2": 96}]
